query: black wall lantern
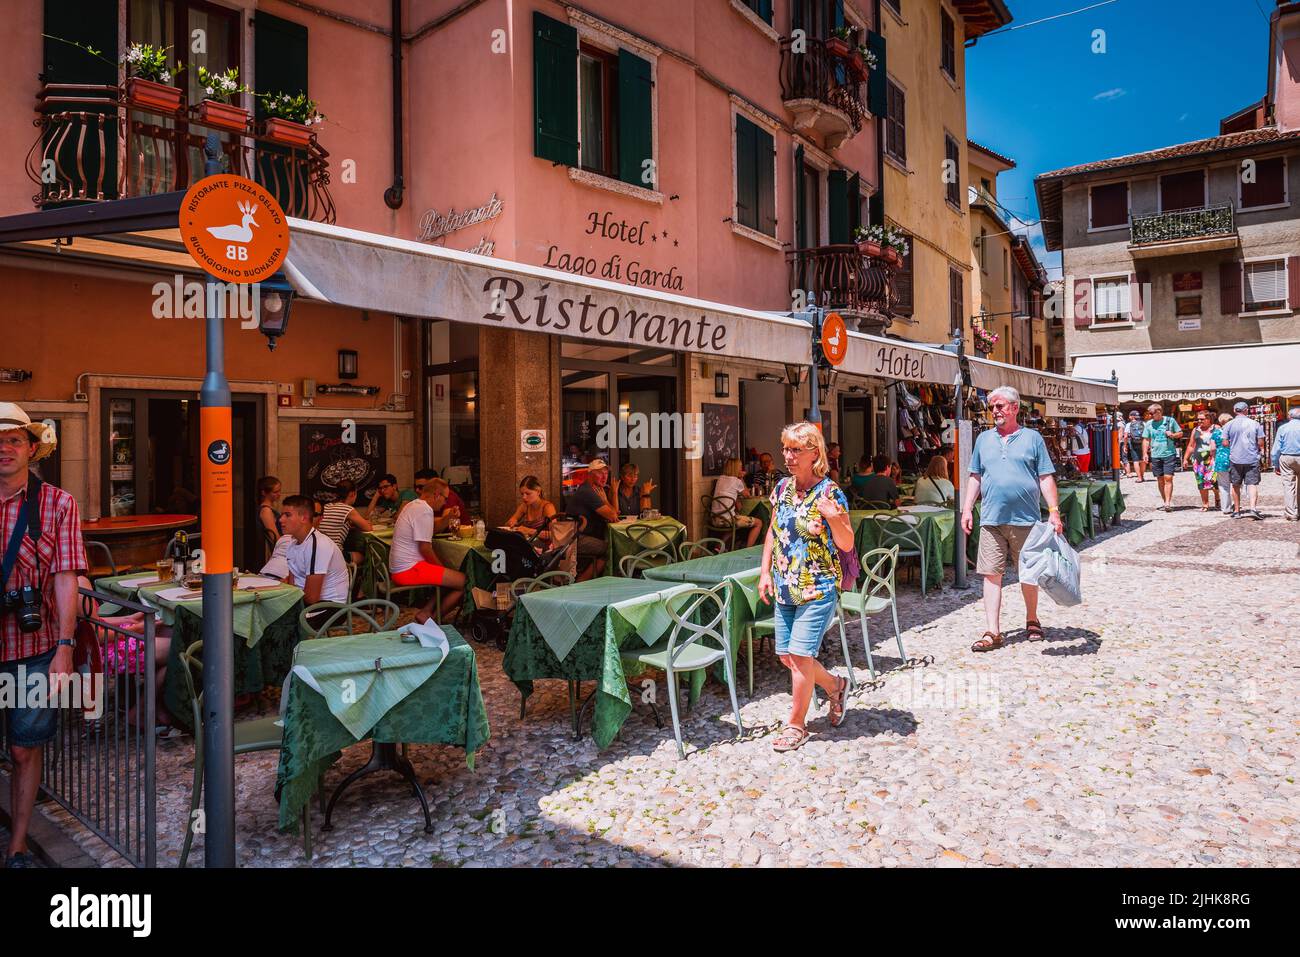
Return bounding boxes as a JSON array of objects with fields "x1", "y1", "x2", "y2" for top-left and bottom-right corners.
[
  {"x1": 338, "y1": 350, "x2": 359, "y2": 379},
  {"x1": 258, "y1": 274, "x2": 295, "y2": 351},
  {"x1": 817, "y1": 365, "x2": 838, "y2": 392},
  {"x1": 714, "y1": 371, "x2": 729, "y2": 398}
]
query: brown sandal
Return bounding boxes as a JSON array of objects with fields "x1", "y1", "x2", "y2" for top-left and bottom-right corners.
[
  {"x1": 971, "y1": 631, "x2": 1003, "y2": 653},
  {"x1": 773, "y1": 725, "x2": 810, "y2": 752},
  {"x1": 827, "y1": 676, "x2": 848, "y2": 728},
  {"x1": 1026, "y1": 619, "x2": 1045, "y2": 641}
]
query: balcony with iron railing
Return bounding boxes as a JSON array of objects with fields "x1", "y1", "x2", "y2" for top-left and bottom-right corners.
[
  {"x1": 26, "y1": 83, "x2": 335, "y2": 222},
  {"x1": 1128, "y1": 203, "x2": 1236, "y2": 257},
  {"x1": 789, "y1": 244, "x2": 896, "y2": 333},
  {"x1": 778, "y1": 37, "x2": 867, "y2": 150}
]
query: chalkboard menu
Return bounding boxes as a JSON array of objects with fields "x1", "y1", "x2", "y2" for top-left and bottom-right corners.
[
  {"x1": 299, "y1": 423, "x2": 386, "y2": 503},
  {"x1": 701, "y1": 403, "x2": 739, "y2": 477}
]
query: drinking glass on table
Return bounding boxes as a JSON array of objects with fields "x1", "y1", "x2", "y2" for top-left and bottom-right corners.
[{"x1": 156, "y1": 559, "x2": 174, "y2": 583}]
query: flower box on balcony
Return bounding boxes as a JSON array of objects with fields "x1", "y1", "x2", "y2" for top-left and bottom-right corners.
[
  {"x1": 825, "y1": 36, "x2": 851, "y2": 58},
  {"x1": 126, "y1": 77, "x2": 183, "y2": 114},
  {"x1": 263, "y1": 117, "x2": 314, "y2": 148},
  {"x1": 197, "y1": 99, "x2": 249, "y2": 133},
  {"x1": 847, "y1": 50, "x2": 868, "y2": 82},
  {"x1": 883, "y1": 247, "x2": 903, "y2": 269},
  {"x1": 857, "y1": 239, "x2": 883, "y2": 258}
]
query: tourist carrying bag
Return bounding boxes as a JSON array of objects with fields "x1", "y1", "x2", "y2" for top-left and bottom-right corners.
[{"x1": 1017, "y1": 521, "x2": 1082, "y2": 607}]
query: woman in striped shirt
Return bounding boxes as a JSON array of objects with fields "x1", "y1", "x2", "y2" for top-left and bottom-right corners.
[{"x1": 316, "y1": 480, "x2": 372, "y2": 563}]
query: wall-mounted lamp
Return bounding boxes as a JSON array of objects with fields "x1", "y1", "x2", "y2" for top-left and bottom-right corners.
[
  {"x1": 0, "y1": 368, "x2": 32, "y2": 383},
  {"x1": 714, "y1": 371, "x2": 730, "y2": 398},
  {"x1": 337, "y1": 349, "x2": 358, "y2": 379},
  {"x1": 783, "y1": 363, "x2": 808, "y2": 387},
  {"x1": 756, "y1": 373, "x2": 782, "y2": 383},
  {"x1": 258, "y1": 274, "x2": 295, "y2": 351},
  {"x1": 817, "y1": 366, "x2": 838, "y2": 391}
]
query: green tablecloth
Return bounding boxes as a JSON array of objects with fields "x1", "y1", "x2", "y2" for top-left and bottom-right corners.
[
  {"x1": 359, "y1": 528, "x2": 496, "y2": 613},
  {"x1": 275, "y1": 626, "x2": 490, "y2": 832},
  {"x1": 503, "y1": 577, "x2": 698, "y2": 749},
  {"x1": 607, "y1": 517, "x2": 687, "y2": 575},
  {"x1": 852, "y1": 511, "x2": 945, "y2": 594},
  {"x1": 640, "y1": 545, "x2": 765, "y2": 585},
  {"x1": 100, "y1": 573, "x2": 302, "y2": 648},
  {"x1": 1053, "y1": 486, "x2": 1091, "y2": 545}
]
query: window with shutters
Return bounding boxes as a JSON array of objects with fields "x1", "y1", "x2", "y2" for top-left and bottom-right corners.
[
  {"x1": 940, "y1": 8, "x2": 956, "y2": 79},
  {"x1": 1158, "y1": 169, "x2": 1206, "y2": 212},
  {"x1": 1092, "y1": 276, "x2": 1131, "y2": 322},
  {"x1": 736, "y1": 0, "x2": 773, "y2": 24},
  {"x1": 1088, "y1": 181, "x2": 1129, "y2": 229},
  {"x1": 734, "y1": 112, "x2": 777, "y2": 238},
  {"x1": 1242, "y1": 259, "x2": 1287, "y2": 312},
  {"x1": 944, "y1": 135, "x2": 961, "y2": 208},
  {"x1": 578, "y1": 45, "x2": 619, "y2": 177},
  {"x1": 893, "y1": 233, "x2": 914, "y2": 315},
  {"x1": 1239, "y1": 156, "x2": 1288, "y2": 209},
  {"x1": 949, "y1": 266, "x2": 963, "y2": 334},
  {"x1": 885, "y1": 80, "x2": 906, "y2": 163},
  {"x1": 798, "y1": 161, "x2": 822, "y2": 248}
]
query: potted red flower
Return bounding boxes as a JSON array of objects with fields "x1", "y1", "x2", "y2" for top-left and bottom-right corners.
[
  {"x1": 196, "y1": 66, "x2": 249, "y2": 133},
  {"x1": 123, "y1": 43, "x2": 184, "y2": 114},
  {"x1": 258, "y1": 91, "x2": 326, "y2": 148}
]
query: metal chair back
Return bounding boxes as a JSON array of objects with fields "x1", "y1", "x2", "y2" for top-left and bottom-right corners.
[
  {"x1": 620, "y1": 548, "x2": 676, "y2": 578},
  {"x1": 663, "y1": 583, "x2": 730, "y2": 668},
  {"x1": 678, "y1": 537, "x2": 725, "y2": 561},
  {"x1": 85, "y1": 540, "x2": 117, "y2": 578},
  {"x1": 871, "y1": 513, "x2": 924, "y2": 555},
  {"x1": 509, "y1": 570, "x2": 575, "y2": 599},
  {"x1": 301, "y1": 599, "x2": 401, "y2": 638},
  {"x1": 626, "y1": 522, "x2": 674, "y2": 553},
  {"x1": 857, "y1": 546, "x2": 899, "y2": 605}
]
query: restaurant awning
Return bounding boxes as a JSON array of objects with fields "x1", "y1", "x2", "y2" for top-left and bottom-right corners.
[
  {"x1": 283, "y1": 220, "x2": 813, "y2": 364},
  {"x1": 968, "y1": 354, "x2": 1118, "y2": 406},
  {"x1": 840, "y1": 332, "x2": 962, "y2": 386},
  {"x1": 1072, "y1": 344, "x2": 1300, "y2": 402}
]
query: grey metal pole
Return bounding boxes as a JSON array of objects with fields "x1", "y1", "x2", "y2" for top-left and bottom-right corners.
[
  {"x1": 952, "y1": 332, "x2": 968, "y2": 589},
  {"x1": 201, "y1": 278, "x2": 236, "y2": 867}
]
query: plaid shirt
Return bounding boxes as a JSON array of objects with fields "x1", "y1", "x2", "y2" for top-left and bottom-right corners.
[{"x1": 0, "y1": 477, "x2": 86, "y2": 662}]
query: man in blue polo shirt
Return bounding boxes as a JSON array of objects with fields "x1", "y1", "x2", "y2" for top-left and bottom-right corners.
[{"x1": 961, "y1": 386, "x2": 1063, "y2": 654}]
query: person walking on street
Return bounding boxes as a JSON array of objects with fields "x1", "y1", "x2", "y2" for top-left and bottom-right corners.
[
  {"x1": 1270, "y1": 407, "x2": 1300, "y2": 521},
  {"x1": 1142, "y1": 403, "x2": 1182, "y2": 512},
  {"x1": 758, "y1": 422, "x2": 855, "y2": 752},
  {"x1": 1215, "y1": 413, "x2": 1234, "y2": 515},
  {"x1": 1224, "y1": 401, "x2": 1267, "y2": 520},
  {"x1": 960, "y1": 387, "x2": 1064, "y2": 653},
  {"x1": 0, "y1": 403, "x2": 86, "y2": 869},
  {"x1": 1181, "y1": 411, "x2": 1224, "y2": 512},
  {"x1": 1122, "y1": 410, "x2": 1145, "y2": 481}
]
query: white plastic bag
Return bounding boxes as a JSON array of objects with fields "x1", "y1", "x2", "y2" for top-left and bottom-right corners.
[{"x1": 1017, "y1": 521, "x2": 1082, "y2": 607}]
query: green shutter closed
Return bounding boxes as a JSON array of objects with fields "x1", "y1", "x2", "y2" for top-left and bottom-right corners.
[
  {"x1": 794, "y1": 145, "x2": 806, "y2": 248},
  {"x1": 735, "y1": 115, "x2": 757, "y2": 229},
  {"x1": 867, "y1": 31, "x2": 887, "y2": 117},
  {"x1": 848, "y1": 172, "x2": 861, "y2": 237},
  {"x1": 255, "y1": 12, "x2": 309, "y2": 112},
  {"x1": 755, "y1": 125, "x2": 776, "y2": 236},
  {"x1": 533, "y1": 12, "x2": 579, "y2": 166},
  {"x1": 617, "y1": 48, "x2": 653, "y2": 187},
  {"x1": 758, "y1": 0, "x2": 774, "y2": 23},
  {"x1": 868, "y1": 190, "x2": 884, "y2": 227},
  {"x1": 828, "y1": 169, "x2": 848, "y2": 244},
  {"x1": 42, "y1": 0, "x2": 118, "y2": 203}
]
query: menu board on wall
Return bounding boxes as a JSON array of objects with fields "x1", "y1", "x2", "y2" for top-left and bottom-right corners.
[
  {"x1": 701, "y1": 403, "x2": 739, "y2": 477},
  {"x1": 299, "y1": 424, "x2": 386, "y2": 503}
]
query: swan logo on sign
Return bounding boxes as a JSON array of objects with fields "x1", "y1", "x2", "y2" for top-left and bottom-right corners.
[
  {"x1": 206, "y1": 439, "x2": 232, "y2": 465},
  {"x1": 180, "y1": 174, "x2": 289, "y2": 284}
]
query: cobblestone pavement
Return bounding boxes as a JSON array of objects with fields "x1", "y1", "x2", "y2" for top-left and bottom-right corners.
[{"x1": 45, "y1": 471, "x2": 1298, "y2": 867}]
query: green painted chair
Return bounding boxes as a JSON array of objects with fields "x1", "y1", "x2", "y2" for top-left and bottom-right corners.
[
  {"x1": 619, "y1": 583, "x2": 743, "y2": 759},
  {"x1": 177, "y1": 641, "x2": 316, "y2": 866},
  {"x1": 509, "y1": 570, "x2": 575, "y2": 598},
  {"x1": 620, "y1": 548, "x2": 677, "y2": 579},
  {"x1": 870, "y1": 513, "x2": 927, "y2": 596},
  {"x1": 625, "y1": 522, "x2": 676, "y2": 554},
  {"x1": 850, "y1": 494, "x2": 896, "y2": 511},
  {"x1": 299, "y1": 598, "x2": 400, "y2": 639},
  {"x1": 365, "y1": 538, "x2": 442, "y2": 619},
  {"x1": 839, "y1": 546, "x2": 904, "y2": 677},
  {"x1": 677, "y1": 537, "x2": 726, "y2": 561},
  {"x1": 700, "y1": 494, "x2": 741, "y2": 551}
]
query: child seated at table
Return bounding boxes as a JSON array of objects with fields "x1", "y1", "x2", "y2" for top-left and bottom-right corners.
[{"x1": 79, "y1": 576, "x2": 175, "y2": 732}]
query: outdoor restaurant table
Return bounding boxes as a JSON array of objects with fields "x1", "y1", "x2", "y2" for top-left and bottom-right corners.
[
  {"x1": 98, "y1": 572, "x2": 304, "y2": 732},
  {"x1": 1052, "y1": 485, "x2": 1092, "y2": 545},
  {"x1": 1062, "y1": 479, "x2": 1125, "y2": 529},
  {"x1": 359, "y1": 526, "x2": 496, "y2": 610},
  {"x1": 607, "y1": 516, "x2": 687, "y2": 574},
  {"x1": 850, "y1": 509, "x2": 945, "y2": 594},
  {"x1": 274, "y1": 625, "x2": 490, "y2": 833},
  {"x1": 503, "y1": 577, "x2": 697, "y2": 748}
]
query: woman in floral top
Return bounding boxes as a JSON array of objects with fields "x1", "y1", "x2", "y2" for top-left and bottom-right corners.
[{"x1": 758, "y1": 422, "x2": 856, "y2": 752}]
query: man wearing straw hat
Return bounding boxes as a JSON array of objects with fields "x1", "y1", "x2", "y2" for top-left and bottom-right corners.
[{"x1": 0, "y1": 403, "x2": 86, "y2": 868}]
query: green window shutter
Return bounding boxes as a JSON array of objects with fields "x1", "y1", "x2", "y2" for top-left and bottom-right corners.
[
  {"x1": 617, "y1": 48, "x2": 653, "y2": 187},
  {"x1": 43, "y1": 0, "x2": 117, "y2": 84},
  {"x1": 832, "y1": 0, "x2": 846, "y2": 32},
  {"x1": 735, "y1": 115, "x2": 757, "y2": 229},
  {"x1": 868, "y1": 190, "x2": 884, "y2": 227},
  {"x1": 42, "y1": 0, "x2": 118, "y2": 204},
  {"x1": 533, "y1": 12, "x2": 578, "y2": 166},
  {"x1": 755, "y1": 124, "x2": 776, "y2": 236},
  {"x1": 255, "y1": 12, "x2": 309, "y2": 114},
  {"x1": 848, "y1": 172, "x2": 861, "y2": 236},
  {"x1": 794, "y1": 145, "x2": 806, "y2": 248},
  {"x1": 828, "y1": 169, "x2": 848, "y2": 244},
  {"x1": 758, "y1": 0, "x2": 774, "y2": 23},
  {"x1": 867, "y1": 31, "x2": 887, "y2": 117}
]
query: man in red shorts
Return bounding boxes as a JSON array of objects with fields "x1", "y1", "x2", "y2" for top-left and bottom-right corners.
[{"x1": 389, "y1": 479, "x2": 465, "y2": 623}]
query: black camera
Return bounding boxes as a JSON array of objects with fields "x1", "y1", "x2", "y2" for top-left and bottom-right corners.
[{"x1": 1, "y1": 584, "x2": 42, "y2": 633}]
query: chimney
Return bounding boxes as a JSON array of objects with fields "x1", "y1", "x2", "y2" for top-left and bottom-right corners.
[{"x1": 1272, "y1": 2, "x2": 1300, "y2": 131}]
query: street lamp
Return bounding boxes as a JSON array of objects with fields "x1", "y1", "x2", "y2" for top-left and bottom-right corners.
[
  {"x1": 714, "y1": 371, "x2": 730, "y2": 398},
  {"x1": 783, "y1": 363, "x2": 808, "y2": 387},
  {"x1": 258, "y1": 274, "x2": 296, "y2": 350},
  {"x1": 817, "y1": 365, "x2": 838, "y2": 392}
]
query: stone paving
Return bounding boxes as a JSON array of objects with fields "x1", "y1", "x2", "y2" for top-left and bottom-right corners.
[{"x1": 41, "y1": 471, "x2": 1299, "y2": 867}]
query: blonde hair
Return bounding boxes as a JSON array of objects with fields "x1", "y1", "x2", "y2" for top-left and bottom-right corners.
[
  {"x1": 780, "y1": 421, "x2": 829, "y2": 478},
  {"x1": 722, "y1": 457, "x2": 744, "y2": 478},
  {"x1": 1217, "y1": 412, "x2": 1231, "y2": 425}
]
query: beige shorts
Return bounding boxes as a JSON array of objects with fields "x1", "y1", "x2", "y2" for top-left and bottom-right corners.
[{"x1": 975, "y1": 524, "x2": 1033, "y2": 578}]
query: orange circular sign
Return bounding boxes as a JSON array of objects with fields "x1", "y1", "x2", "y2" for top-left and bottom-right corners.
[
  {"x1": 820, "y1": 311, "x2": 848, "y2": 367},
  {"x1": 180, "y1": 175, "x2": 289, "y2": 284}
]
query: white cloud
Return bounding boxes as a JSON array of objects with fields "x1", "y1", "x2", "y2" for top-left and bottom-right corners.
[
  {"x1": 1178, "y1": 112, "x2": 1189, "y2": 122},
  {"x1": 1093, "y1": 88, "x2": 1127, "y2": 102}
]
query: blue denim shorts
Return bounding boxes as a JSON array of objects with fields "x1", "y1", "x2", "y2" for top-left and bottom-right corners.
[
  {"x1": 1, "y1": 647, "x2": 60, "y2": 748},
  {"x1": 774, "y1": 593, "x2": 838, "y2": 657}
]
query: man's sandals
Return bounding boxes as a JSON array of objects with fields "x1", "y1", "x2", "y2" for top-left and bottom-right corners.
[
  {"x1": 971, "y1": 631, "x2": 1003, "y2": 653},
  {"x1": 1025, "y1": 619, "x2": 1045, "y2": 641}
]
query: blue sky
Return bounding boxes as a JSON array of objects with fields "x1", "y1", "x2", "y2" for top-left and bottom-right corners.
[{"x1": 966, "y1": 0, "x2": 1275, "y2": 278}]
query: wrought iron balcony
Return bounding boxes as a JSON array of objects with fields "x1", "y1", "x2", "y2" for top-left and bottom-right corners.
[
  {"x1": 1129, "y1": 204, "x2": 1235, "y2": 249},
  {"x1": 778, "y1": 37, "x2": 867, "y2": 150},
  {"x1": 789, "y1": 244, "x2": 896, "y2": 331},
  {"x1": 26, "y1": 83, "x2": 335, "y2": 222}
]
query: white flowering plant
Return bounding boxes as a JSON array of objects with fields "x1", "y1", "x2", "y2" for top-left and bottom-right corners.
[
  {"x1": 258, "y1": 91, "x2": 326, "y2": 126},
  {"x1": 853, "y1": 223, "x2": 909, "y2": 257},
  {"x1": 123, "y1": 42, "x2": 182, "y2": 85},
  {"x1": 857, "y1": 45, "x2": 878, "y2": 71},
  {"x1": 197, "y1": 66, "x2": 246, "y2": 103}
]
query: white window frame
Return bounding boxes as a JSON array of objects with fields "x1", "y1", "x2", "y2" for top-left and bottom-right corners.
[
  {"x1": 1090, "y1": 272, "x2": 1134, "y2": 326},
  {"x1": 1156, "y1": 168, "x2": 1208, "y2": 213},
  {"x1": 1087, "y1": 178, "x2": 1131, "y2": 233},
  {"x1": 1236, "y1": 154, "x2": 1290, "y2": 212},
  {"x1": 795, "y1": 139, "x2": 833, "y2": 248},
  {"x1": 730, "y1": 96, "x2": 782, "y2": 250},
  {"x1": 1239, "y1": 255, "x2": 1291, "y2": 317}
]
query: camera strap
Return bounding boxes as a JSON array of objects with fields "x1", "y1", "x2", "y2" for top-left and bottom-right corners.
[{"x1": 2, "y1": 474, "x2": 42, "y2": 592}]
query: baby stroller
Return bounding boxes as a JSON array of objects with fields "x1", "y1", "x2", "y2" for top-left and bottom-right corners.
[{"x1": 468, "y1": 516, "x2": 580, "y2": 649}]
